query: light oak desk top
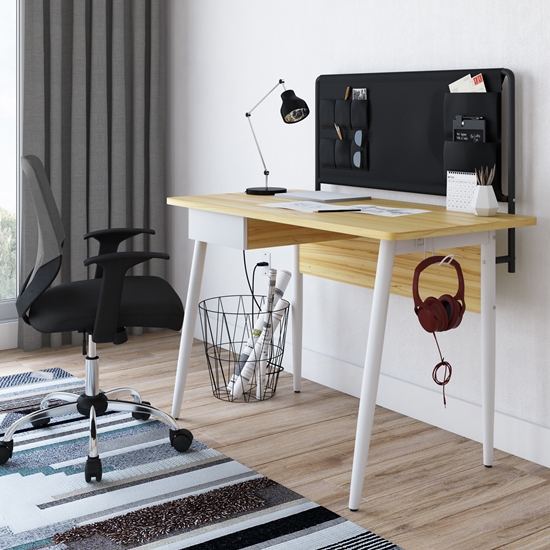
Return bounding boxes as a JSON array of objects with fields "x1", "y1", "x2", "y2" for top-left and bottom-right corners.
[
  {"x1": 168, "y1": 191, "x2": 536, "y2": 511},
  {"x1": 167, "y1": 192, "x2": 535, "y2": 242}
]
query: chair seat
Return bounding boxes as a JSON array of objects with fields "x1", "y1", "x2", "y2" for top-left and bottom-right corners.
[{"x1": 28, "y1": 276, "x2": 184, "y2": 336}]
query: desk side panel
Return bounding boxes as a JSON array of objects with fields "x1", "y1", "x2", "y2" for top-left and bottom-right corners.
[
  {"x1": 189, "y1": 210, "x2": 247, "y2": 249},
  {"x1": 300, "y1": 239, "x2": 481, "y2": 313}
]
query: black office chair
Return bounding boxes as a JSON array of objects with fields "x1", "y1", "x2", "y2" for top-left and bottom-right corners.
[{"x1": 0, "y1": 155, "x2": 192, "y2": 482}]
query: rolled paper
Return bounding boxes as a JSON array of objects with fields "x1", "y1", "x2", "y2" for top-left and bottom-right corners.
[
  {"x1": 256, "y1": 270, "x2": 291, "y2": 400},
  {"x1": 227, "y1": 269, "x2": 292, "y2": 395},
  {"x1": 227, "y1": 268, "x2": 276, "y2": 396},
  {"x1": 231, "y1": 296, "x2": 288, "y2": 400}
]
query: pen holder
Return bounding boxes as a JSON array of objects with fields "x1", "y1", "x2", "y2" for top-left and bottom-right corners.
[{"x1": 472, "y1": 185, "x2": 498, "y2": 216}]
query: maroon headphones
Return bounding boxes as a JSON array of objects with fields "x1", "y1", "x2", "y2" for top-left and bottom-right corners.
[{"x1": 412, "y1": 256, "x2": 466, "y2": 333}]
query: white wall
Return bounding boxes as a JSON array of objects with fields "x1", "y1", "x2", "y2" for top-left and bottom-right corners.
[{"x1": 166, "y1": 0, "x2": 550, "y2": 466}]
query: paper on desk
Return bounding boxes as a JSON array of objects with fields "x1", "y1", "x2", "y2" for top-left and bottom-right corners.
[
  {"x1": 261, "y1": 201, "x2": 428, "y2": 216},
  {"x1": 260, "y1": 201, "x2": 361, "y2": 213},
  {"x1": 355, "y1": 205, "x2": 429, "y2": 217}
]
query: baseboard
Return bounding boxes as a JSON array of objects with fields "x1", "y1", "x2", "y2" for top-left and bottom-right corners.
[
  {"x1": 0, "y1": 321, "x2": 18, "y2": 351},
  {"x1": 282, "y1": 343, "x2": 550, "y2": 469}
]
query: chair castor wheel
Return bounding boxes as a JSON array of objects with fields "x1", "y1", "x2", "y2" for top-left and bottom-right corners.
[
  {"x1": 169, "y1": 428, "x2": 193, "y2": 452},
  {"x1": 85, "y1": 456, "x2": 102, "y2": 482},
  {"x1": 0, "y1": 441, "x2": 14, "y2": 464},
  {"x1": 32, "y1": 417, "x2": 51, "y2": 428},
  {"x1": 132, "y1": 400, "x2": 151, "y2": 421}
]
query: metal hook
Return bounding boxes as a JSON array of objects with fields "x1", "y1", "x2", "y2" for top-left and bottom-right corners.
[{"x1": 438, "y1": 254, "x2": 455, "y2": 266}]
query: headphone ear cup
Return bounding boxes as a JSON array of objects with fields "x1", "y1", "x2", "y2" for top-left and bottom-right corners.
[
  {"x1": 439, "y1": 294, "x2": 459, "y2": 330},
  {"x1": 439, "y1": 294, "x2": 465, "y2": 330},
  {"x1": 416, "y1": 296, "x2": 449, "y2": 333}
]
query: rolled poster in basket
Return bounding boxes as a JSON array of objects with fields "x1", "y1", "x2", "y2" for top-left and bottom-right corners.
[
  {"x1": 230, "y1": 295, "x2": 289, "y2": 399},
  {"x1": 229, "y1": 268, "x2": 277, "y2": 399},
  {"x1": 226, "y1": 268, "x2": 276, "y2": 395},
  {"x1": 257, "y1": 269, "x2": 292, "y2": 399},
  {"x1": 256, "y1": 294, "x2": 289, "y2": 399},
  {"x1": 228, "y1": 269, "x2": 292, "y2": 399},
  {"x1": 226, "y1": 269, "x2": 291, "y2": 394}
]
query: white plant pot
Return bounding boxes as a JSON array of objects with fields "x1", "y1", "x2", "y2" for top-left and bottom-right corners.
[{"x1": 472, "y1": 185, "x2": 499, "y2": 216}]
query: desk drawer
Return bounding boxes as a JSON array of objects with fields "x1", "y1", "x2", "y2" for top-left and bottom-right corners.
[{"x1": 189, "y1": 210, "x2": 350, "y2": 250}]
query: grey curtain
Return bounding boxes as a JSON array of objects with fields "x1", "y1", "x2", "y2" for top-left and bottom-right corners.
[{"x1": 21, "y1": 0, "x2": 166, "y2": 351}]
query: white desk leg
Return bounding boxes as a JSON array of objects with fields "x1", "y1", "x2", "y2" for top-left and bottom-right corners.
[
  {"x1": 291, "y1": 244, "x2": 303, "y2": 392},
  {"x1": 481, "y1": 231, "x2": 497, "y2": 467},
  {"x1": 349, "y1": 239, "x2": 396, "y2": 511},
  {"x1": 171, "y1": 240, "x2": 207, "y2": 419}
]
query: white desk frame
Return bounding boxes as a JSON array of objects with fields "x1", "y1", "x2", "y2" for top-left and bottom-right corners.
[{"x1": 171, "y1": 209, "x2": 497, "y2": 512}]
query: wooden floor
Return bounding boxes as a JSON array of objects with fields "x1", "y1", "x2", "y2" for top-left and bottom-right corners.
[{"x1": 2, "y1": 330, "x2": 550, "y2": 549}]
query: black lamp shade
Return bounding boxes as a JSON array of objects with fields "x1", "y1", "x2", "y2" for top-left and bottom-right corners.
[{"x1": 280, "y1": 90, "x2": 310, "y2": 124}]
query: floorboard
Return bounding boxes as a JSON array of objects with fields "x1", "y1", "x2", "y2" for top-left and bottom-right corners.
[{"x1": 1, "y1": 330, "x2": 549, "y2": 550}]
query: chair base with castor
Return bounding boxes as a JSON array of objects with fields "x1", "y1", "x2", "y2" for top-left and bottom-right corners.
[{"x1": 0, "y1": 336, "x2": 193, "y2": 482}]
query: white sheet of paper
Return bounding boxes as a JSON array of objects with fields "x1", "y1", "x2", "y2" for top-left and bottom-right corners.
[
  {"x1": 261, "y1": 202, "x2": 428, "y2": 216},
  {"x1": 354, "y1": 205, "x2": 429, "y2": 217},
  {"x1": 260, "y1": 201, "x2": 361, "y2": 213}
]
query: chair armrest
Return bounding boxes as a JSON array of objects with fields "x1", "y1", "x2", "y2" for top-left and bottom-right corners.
[
  {"x1": 84, "y1": 228, "x2": 156, "y2": 278},
  {"x1": 84, "y1": 251, "x2": 169, "y2": 343},
  {"x1": 84, "y1": 227, "x2": 155, "y2": 246}
]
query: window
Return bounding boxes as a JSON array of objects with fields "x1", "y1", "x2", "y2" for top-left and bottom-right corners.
[{"x1": 0, "y1": 0, "x2": 18, "y2": 320}]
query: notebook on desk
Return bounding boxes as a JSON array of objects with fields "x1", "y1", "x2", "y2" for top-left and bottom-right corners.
[{"x1": 279, "y1": 190, "x2": 371, "y2": 203}]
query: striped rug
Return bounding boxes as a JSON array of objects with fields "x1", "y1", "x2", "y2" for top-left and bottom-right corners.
[{"x1": 0, "y1": 369, "x2": 403, "y2": 549}]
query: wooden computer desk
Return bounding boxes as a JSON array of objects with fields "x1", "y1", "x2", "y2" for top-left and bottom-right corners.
[{"x1": 167, "y1": 192, "x2": 536, "y2": 511}]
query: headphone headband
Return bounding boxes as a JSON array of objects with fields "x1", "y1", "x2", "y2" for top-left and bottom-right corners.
[{"x1": 412, "y1": 256, "x2": 465, "y2": 308}]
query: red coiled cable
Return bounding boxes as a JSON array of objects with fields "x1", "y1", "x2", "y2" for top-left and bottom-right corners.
[{"x1": 432, "y1": 333, "x2": 452, "y2": 407}]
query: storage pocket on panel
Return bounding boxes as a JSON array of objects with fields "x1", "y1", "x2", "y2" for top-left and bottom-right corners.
[
  {"x1": 335, "y1": 100, "x2": 352, "y2": 129},
  {"x1": 335, "y1": 139, "x2": 352, "y2": 169},
  {"x1": 320, "y1": 138, "x2": 336, "y2": 168},
  {"x1": 351, "y1": 99, "x2": 368, "y2": 129},
  {"x1": 351, "y1": 130, "x2": 367, "y2": 170},
  {"x1": 443, "y1": 92, "x2": 501, "y2": 142},
  {"x1": 320, "y1": 100, "x2": 335, "y2": 128}
]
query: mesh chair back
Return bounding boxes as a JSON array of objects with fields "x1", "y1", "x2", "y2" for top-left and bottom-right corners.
[{"x1": 17, "y1": 155, "x2": 66, "y2": 322}]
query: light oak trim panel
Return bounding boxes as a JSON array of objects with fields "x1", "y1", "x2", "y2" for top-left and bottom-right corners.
[
  {"x1": 246, "y1": 218, "x2": 351, "y2": 249},
  {"x1": 300, "y1": 239, "x2": 481, "y2": 313}
]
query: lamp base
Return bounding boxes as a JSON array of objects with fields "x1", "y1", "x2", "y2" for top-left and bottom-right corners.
[{"x1": 245, "y1": 186, "x2": 287, "y2": 195}]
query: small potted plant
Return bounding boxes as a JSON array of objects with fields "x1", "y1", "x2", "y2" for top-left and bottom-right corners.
[{"x1": 472, "y1": 164, "x2": 498, "y2": 216}]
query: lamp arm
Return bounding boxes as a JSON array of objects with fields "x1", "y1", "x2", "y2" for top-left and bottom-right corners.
[
  {"x1": 245, "y1": 79, "x2": 286, "y2": 187},
  {"x1": 246, "y1": 115, "x2": 268, "y2": 176},
  {"x1": 246, "y1": 79, "x2": 286, "y2": 115}
]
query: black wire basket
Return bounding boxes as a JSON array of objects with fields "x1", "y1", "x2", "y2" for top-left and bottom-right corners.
[{"x1": 199, "y1": 295, "x2": 289, "y2": 402}]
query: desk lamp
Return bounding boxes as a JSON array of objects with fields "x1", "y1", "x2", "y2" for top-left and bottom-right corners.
[{"x1": 245, "y1": 79, "x2": 309, "y2": 195}]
